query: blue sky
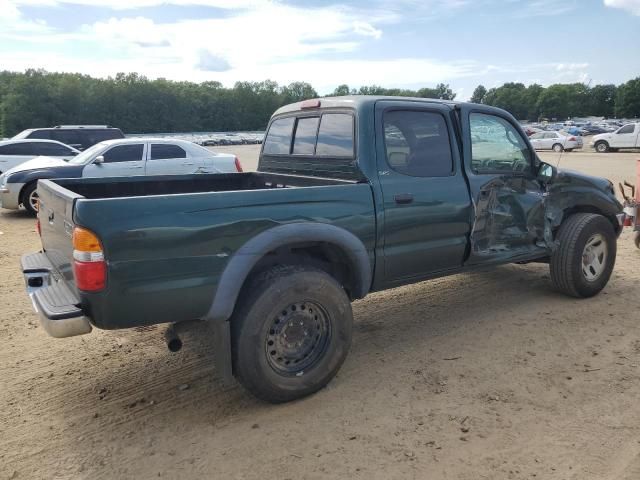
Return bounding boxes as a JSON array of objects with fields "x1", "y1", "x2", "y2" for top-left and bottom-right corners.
[{"x1": 1, "y1": 0, "x2": 639, "y2": 99}]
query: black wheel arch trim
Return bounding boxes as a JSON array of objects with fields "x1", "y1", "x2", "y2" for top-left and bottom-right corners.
[{"x1": 205, "y1": 223, "x2": 372, "y2": 324}]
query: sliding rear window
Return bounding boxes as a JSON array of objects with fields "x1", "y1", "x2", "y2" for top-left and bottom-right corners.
[{"x1": 263, "y1": 112, "x2": 354, "y2": 157}]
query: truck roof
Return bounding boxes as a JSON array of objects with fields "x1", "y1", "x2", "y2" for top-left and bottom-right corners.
[{"x1": 273, "y1": 95, "x2": 465, "y2": 116}]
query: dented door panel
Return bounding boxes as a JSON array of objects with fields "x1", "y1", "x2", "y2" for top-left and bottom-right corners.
[{"x1": 458, "y1": 105, "x2": 549, "y2": 265}]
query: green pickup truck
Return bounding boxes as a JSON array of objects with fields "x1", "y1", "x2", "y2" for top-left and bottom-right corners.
[{"x1": 22, "y1": 96, "x2": 623, "y2": 403}]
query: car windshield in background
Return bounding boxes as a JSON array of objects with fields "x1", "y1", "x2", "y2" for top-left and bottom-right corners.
[{"x1": 66, "y1": 142, "x2": 106, "y2": 164}]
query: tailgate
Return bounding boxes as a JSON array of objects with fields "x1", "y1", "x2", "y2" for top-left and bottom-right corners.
[{"x1": 37, "y1": 179, "x2": 84, "y2": 287}]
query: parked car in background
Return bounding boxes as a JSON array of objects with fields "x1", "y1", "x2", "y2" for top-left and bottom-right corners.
[
  {"x1": 581, "y1": 125, "x2": 609, "y2": 135},
  {"x1": 0, "y1": 138, "x2": 242, "y2": 214},
  {"x1": 12, "y1": 125, "x2": 124, "y2": 151},
  {"x1": 529, "y1": 131, "x2": 583, "y2": 152},
  {"x1": 591, "y1": 123, "x2": 640, "y2": 153},
  {"x1": 0, "y1": 139, "x2": 80, "y2": 174}
]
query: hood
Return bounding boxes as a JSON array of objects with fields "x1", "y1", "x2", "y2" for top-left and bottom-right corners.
[
  {"x1": 591, "y1": 132, "x2": 612, "y2": 142},
  {"x1": 3, "y1": 156, "x2": 69, "y2": 176},
  {"x1": 554, "y1": 168, "x2": 613, "y2": 193}
]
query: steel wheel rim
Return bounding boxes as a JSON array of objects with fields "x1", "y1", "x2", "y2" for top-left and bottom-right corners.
[
  {"x1": 265, "y1": 301, "x2": 331, "y2": 375},
  {"x1": 582, "y1": 233, "x2": 607, "y2": 282},
  {"x1": 29, "y1": 189, "x2": 39, "y2": 212}
]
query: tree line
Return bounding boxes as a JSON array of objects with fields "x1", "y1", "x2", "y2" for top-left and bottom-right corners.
[
  {"x1": 1, "y1": 69, "x2": 639, "y2": 137},
  {"x1": 470, "y1": 79, "x2": 640, "y2": 121}
]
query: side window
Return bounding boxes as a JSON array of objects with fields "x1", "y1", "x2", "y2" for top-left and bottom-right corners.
[
  {"x1": 35, "y1": 142, "x2": 76, "y2": 156},
  {"x1": 530, "y1": 133, "x2": 544, "y2": 140},
  {"x1": 618, "y1": 124, "x2": 634, "y2": 134},
  {"x1": 27, "y1": 130, "x2": 51, "y2": 140},
  {"x1": 150, "y1": 144, "x2": 187, "y2": 160},
  {"x1": 0, "y1": 144, "x2": 31, "y2": 155},
  {"x1": 316, "y1": 114, "x2": 354, "y2": 157},
  {"x1": 470, "y1": 113, "x2": 532, "y2": 174},
  {"x1": 292, "y1": 117, "x2": 319, "y2": 155},
  {"x1": 102, "y1": 144, "x2": 144, "y2": 163},
  {"x1": 51, "y1": 130, "x2": 82, "y2": 147},
  {"x1": 263, "y1": 117, "x2": 295, "y2": 155},
  {"x1": 383, "y1": 110, "x2": 453, "y2": 177}
]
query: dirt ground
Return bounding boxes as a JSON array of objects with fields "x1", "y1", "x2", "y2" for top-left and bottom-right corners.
[{"x1": 1, "y1": 146, "x2": 640, "y2": 480}]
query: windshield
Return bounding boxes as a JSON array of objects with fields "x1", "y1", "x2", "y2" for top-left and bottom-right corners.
[{"x1": 66, "y1": 142, "x2": 107, "y2": 164}]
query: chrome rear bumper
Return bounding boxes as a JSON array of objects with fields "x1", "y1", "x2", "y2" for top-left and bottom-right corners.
[{"x1": 21, "y1": 252, "x2": 92, "y2": 338}]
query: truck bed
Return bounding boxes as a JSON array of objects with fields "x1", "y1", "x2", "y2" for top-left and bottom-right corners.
[
  {"x1": 36, "y1": 172, "x2": 376, "y2": 330},
  {"x1": 53, "y1": 172, "x2": 355, "y2": 199}
]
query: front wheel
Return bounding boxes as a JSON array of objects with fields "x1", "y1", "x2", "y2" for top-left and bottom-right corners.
[
  {"x1": 595, "y1": 141, "x2": 609, "y2": 153},
  {"x1": 550, "y1": 213, "x2": 616, "y2": 298},
  {"x1": 231, "y1": 265, "x2": 353, "y2": 403},
  {"x1": 20, "y1": 182, "x2": 39, "y2": 216}
]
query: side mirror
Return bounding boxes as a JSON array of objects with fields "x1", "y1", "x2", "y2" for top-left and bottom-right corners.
[
  {"x1": 93, "y1": 155, "x2": 104, "y2": 165},
  {"x1": 537, "y1": 162, "x2": 557, "y2": 184}
]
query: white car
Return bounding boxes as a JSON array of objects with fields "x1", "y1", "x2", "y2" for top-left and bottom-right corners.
[
  {"x1": 0, "y1": 139, "x2": 80, "y2": 174},
  {"x1": 0, "y1": 138, "x2": 243, "y2": 214},
  {"x1": 528, "y1": 131, "x2": 583, "y2": 152},
  {"x1": 591, "y1": 123, "x2": 640, "y2": 152}
]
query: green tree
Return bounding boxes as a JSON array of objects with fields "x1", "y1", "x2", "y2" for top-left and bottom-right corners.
[
  {"x1": 470, "y1": 85, "x2": 487, "y2": 104},
  {"x1": 615, "y1": 77, "x2": 640, "y2": 118}
]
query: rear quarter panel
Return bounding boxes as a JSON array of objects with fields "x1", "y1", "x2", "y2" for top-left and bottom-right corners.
[{"x1": 74, "y1": 184, "x2": 376, "y2": 329}]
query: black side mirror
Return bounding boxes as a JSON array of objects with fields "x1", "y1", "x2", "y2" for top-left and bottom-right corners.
[{"x1": 537, "y1": 162, "x2": 557, "y2": 184}]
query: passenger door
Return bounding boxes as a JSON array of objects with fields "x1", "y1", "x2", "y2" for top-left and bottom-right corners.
[
  {"x1": 459, "y1": 107, "x2": 547, "y2": 265},
  {"x1": 82, "y1": 143, "x2": 146, "y2": 178},
  {"x1": 375, "y1": 101, "x2": 473, "y2": 282},
  {"x1": 529, "y1": 132, "x2": 545, "y2": 150},
  {"x1": 145, "y1": 143, "x2": 200, "y2": 175},
  {"x1": 612, "y1": 124, "x2": 638, "y2": 148}
]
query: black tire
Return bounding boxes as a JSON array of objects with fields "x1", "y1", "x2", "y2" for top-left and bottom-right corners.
[
  {"x1": 231, "y1": 264, "x2": 353, "y2": 403},
  {"x1": 634, "y1": 231, "x2": 640, "y2": 250},
  {"x1": 550, "y1": 213, "x2": 616, "y2": 298},
  {"x1": 20, "y1": 182, "x2": 39, "y2": 216},
  {"x1": 595, "y1": 141, "x2": 609, "y2": 153},
  {"x1": 552, "y1": 143, "x2": 564, "y2": 153}
]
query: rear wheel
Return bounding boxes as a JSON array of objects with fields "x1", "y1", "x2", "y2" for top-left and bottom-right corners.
[
  {"x1": 550, "y1": 213, "x2": 616, "y2": 298},
  {"x1": 20, "y1": 182, "x2": 39, "y2": 216},
  {"x1": 231, "y1": 264, "x2": 353, "y2": 403},
  {"x1": 595, "y1": 141, "x2": 609, "y2": 153},
  {"x1": 552, "y1": 143, "x2": 564, "y2": 153}
]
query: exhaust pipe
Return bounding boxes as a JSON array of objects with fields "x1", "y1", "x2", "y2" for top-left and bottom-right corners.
[{"x1": 164, "y1": 324, "x2": 183, "y2": 352}]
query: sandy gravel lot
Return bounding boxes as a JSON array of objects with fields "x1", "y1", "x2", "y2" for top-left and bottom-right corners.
[{"x1": 1, "y1": 146, "x2": 639, "y2": 480}]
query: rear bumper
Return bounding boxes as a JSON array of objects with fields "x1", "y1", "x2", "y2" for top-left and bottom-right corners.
[
  {"x1": 0, "y1": 182, "x2": 23, "y2": 210},
  {"x1": 21, "y1": 252, "x2": 92, "y2": 338}
]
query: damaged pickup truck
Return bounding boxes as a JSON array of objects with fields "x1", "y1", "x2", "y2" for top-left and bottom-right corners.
[{"x1": 22, "y1": 97, "x2": 623, "y2": 403}]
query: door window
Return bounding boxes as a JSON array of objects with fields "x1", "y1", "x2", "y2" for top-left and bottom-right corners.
[
  {"x1": 35, "y1": 142, "x2": 77, "y2": 156},
  {"x1": 530, "y1": 133, "x2": 544, "y2": 140},
  {"x1": 102, "y1": 144, "x2": 144, "y2": 163},
  {"x1": 470, "y1": 113, "x2": 532, "y2": 174},
  {"x1": 383, "y1": 110, "x2": 453, "y2": 177},
  {"x1": 51, "y1": 130, "x2": 82, "y2": 147},
  {"x1": 618, "y1": 124, "x2": 635, "y2": 134},
  {"x1": 150, "y1": 144, "x2": 187, "y2": 160}
]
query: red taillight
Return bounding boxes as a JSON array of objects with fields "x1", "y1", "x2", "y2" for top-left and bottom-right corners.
[
  {"x1": 72, "y1": 226, "x2": 106, "y2": 292},
  {"x1": 74, "y1": 261, "x2": 106, "y2": 291},
  {"x1": 234, "y1": 156, "x2": 243, "y2": 172},
  {"x1": 569, "y1": 136, "x2": 576, "y2": 141}
]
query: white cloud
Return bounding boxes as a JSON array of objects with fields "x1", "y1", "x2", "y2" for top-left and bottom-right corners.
[{"x1": 603, "y1": 0, "x2": 640, "y2": 15}]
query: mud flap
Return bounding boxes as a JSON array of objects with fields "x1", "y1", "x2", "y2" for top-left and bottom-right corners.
[{"x1": 211, "y1": 320, "x2": 233, "y2": 383}]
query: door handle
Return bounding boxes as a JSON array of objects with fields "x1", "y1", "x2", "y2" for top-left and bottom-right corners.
[
  {"x1": 182, "y1": 162, "x2": 195, "y2": 166},
  {"x1": 394, "y1": 193, "x2": 414, "y2": 204},
  {"x1": 130, "y1": 166, "x2": 144, "y2": 169}
]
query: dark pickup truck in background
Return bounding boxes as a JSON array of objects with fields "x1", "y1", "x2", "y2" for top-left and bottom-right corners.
[{"x1": 22, "y1": 97, "x2": 623, "y2": 403}]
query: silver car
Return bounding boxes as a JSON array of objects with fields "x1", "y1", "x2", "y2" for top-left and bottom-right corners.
[{"x1": 529, "y1": 131, "x2": 583, "y2": 152}]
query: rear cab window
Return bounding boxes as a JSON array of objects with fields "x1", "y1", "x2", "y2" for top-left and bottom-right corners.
[{"x1": 263, "y1": 112, "x2": 355, "y2": 158}]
